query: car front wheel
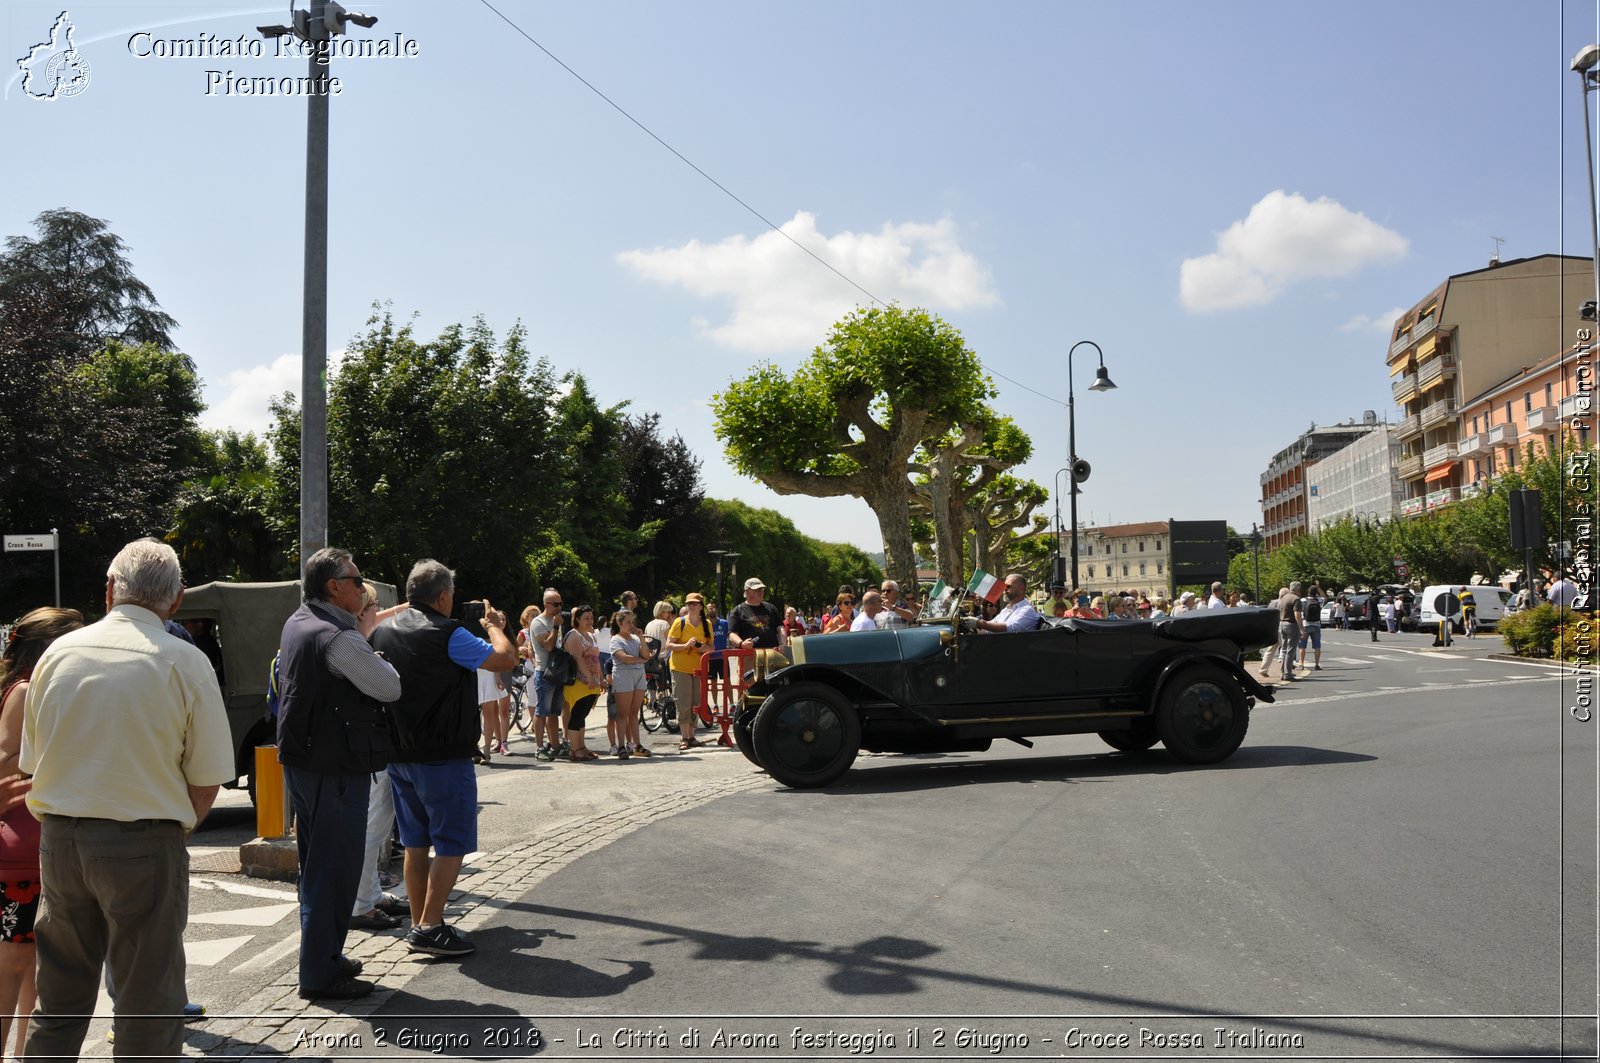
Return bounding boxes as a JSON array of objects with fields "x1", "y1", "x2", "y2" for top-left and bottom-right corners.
[
  {"x1": 733, "y1": 704, "x2": 760, "y2": 766},
  {"x1": 1155, "y1": 663, "x2": 1249, "y2": 764},
  {"x1": 751, "y1": 681, "x2": 860, "y2": 788}
]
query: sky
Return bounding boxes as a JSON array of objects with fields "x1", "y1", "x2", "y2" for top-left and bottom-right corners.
[{"x1": 3, "y1": 0, "x2": 1598, "y2": 558}]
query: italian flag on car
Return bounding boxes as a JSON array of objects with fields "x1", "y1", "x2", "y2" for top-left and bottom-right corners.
[{"x1": 966, "y1": 569, "x2": 1004, "y2": 604}]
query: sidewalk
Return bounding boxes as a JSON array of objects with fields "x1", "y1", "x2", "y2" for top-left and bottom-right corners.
[{"x1": 85, "y1": 715, "x2": 769, "y2": 1057}]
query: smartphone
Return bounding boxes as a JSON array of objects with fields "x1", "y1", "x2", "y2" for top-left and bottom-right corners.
[{"x1": 462, "y1": 600, "x2": 486, "y2": 627}]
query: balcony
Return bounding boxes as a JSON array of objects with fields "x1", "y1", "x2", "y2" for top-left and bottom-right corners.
[
  {"x1": 1426, "y1": 486, "x2": 1458, "y2": 510},
  {"x1": 1558, "y1": 394, "x2": 1593, "y2": 422},
  {"x1": 1419, "y1": 397, "x2": 1457, "y2": 429},
  {"x1": 1389, "y1": 331, "x2": 1413, "y2": 359},
  {"x1": 1423, "y1": 441, "x2": 1458, "y2": 468},
  {"x1": 1459, "y1": 480, "x2": 1487, "y2": 499},
  {"x1": 1413, "y1": 315, "x2": 1438, "y2": 345},
  {"x1": 1397, "y1": 453, "x2": 1424, "y2": 480},
  {"x1": 1401, "y1": 497, "x2": 1427, "y2": 516},
  {"x1": 1486, "y1": 422, "x2": 1518, "y2": 447},
  {"x1": 1396, "y1": 413, "x2": 1423, "y2": 440},
  {"x1": 1417, "y1": 353, "x2": 1457, "y2": 392},
  {"x1": 1392, "y1": 372, "x2": 1419, "y2": 404},
  {"x1": 1525, "y1": 405, "x2": 1560, "y2": 435},
  {"x1": 1456, "y1": 433, "x2": 1484, "y2": 457}
]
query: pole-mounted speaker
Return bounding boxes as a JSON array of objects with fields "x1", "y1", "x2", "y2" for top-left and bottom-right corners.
[{"x1": 1071, "y1": 458, "x2": 1091, "y2": 484}]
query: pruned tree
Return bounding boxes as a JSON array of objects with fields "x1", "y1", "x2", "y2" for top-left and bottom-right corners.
[
  {"x1": 909, "y1": 414, "x2": 1033, "y2": 583},
  {"x1": 712, "y1": 305, "x2": 992, "y2": 592}
]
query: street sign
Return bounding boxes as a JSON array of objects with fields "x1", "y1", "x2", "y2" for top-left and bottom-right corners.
[
  {"x1": 1394, "y1": 562, "x2": 1409, "y2": 579},
  {"x1": 4, "y1": 532, "x2": 56, "y2": 552}
]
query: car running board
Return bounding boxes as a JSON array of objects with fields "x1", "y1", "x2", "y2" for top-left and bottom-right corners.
[{"x1": 1004, "y1": 736, "x2": 1035, "y2": 749}]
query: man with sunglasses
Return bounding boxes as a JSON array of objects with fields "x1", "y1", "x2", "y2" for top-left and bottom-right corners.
[{"x1": 276, "y1": 548, "x2": 402, "y2": 1000}]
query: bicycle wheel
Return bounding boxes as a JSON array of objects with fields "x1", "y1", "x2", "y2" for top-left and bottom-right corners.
[{"x1": 641, "y1": 688, "x2": 663, "y2": 733}]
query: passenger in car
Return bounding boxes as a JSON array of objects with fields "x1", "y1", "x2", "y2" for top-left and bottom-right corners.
[{"x1": 975, "y1": 574, "x2": 1042, "y2": 633}]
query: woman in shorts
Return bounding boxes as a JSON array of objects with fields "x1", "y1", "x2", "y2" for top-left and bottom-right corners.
[
  {"x1": 0, "y1": 607, "x2": 84, "y2": 1058},
  {"x1": 608, "y1": 610, "x2": 653, "y2": 759}
]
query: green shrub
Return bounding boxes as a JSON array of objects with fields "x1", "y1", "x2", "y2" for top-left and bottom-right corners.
[
  {"x1": 1498, "y1": 604, "x2": 1561, "y2": 657},
  {"x1": 1557, "y1": 615, "x2": 1598, "y2": 662}
]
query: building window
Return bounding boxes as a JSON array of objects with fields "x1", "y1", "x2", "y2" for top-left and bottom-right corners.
[
  {"x1": 1487, "y1": 454, "x2": 1496, "y2": 475},
  {"x1": 1472, "y1": 415, "x2": 1479, "y2": 434},
  {"x1": 1139, "y1": 563, "x2": 1147, "y2": 575},
  {"x1": 1121, "y1": 543, "x2": 1128, "y2": 553},
  {"x1": 1508, "y1": 448, "x2": 1516, "y2": 469},
  {"x1": 1524, "y1": 392, "x2": 1532, "y2": 413},
  {"x1": 1087, "y1": 565, "x2": 1095, "y2": 579},
  {"x1": 1139, "y1": 541, "x2": 1146, "y2": 552},
  {"x1": 1122, "y1": 564, "x2": 1129, "y2": 577},
  {"x1": 1546, "y1": 381, "x2": 1554, "y2": 406},
  {"x1": 1156, "y1": 540, "x2": 1163, "y2": 551},
  {"x1": 1505, "y1": 400, "x2": 1513, "y2": 422},
  {"x1": 1156, "y1": 563, "x2": 1163, "y2": 575}
]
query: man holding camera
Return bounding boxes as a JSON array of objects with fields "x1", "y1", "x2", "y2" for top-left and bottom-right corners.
[{"x1": 664, "y1": 593, "x2": 712, "y2": 751}]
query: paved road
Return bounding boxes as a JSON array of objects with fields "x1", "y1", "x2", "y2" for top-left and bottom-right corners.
[{"x1": 76, "y1": 629, "x2": 1599, "y2": 1059}]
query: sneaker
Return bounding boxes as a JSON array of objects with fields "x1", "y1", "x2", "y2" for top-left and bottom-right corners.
[
  {"x1": 183, "y1": 1002, "x2": 206, "y2": 1021},
  {"x1": 497, "y1": 741, "x2": 509, "y2": 755},
  {"x1": 557, "y1": 741, "x2": 571, "y2": 760},
  {"x1": 618, "y1": 746, "x2": 631, "y2": 760},
  {"x1": 534, "y1": 744, "x2": 554, "y2": 762},
  {"x1": 607, "y1": 744, "x2": 620, "y2": 756},
  {"x1": 406, "y1": 922, "x2": 475, "y2": 958},
  {"x1": 375, "y1": 892, "x2": 408, "y2": 916}
]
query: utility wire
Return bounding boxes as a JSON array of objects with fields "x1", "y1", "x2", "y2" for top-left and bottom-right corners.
[{"x1": 473, "y1": 0, "x2": 1068, "y2": 409}]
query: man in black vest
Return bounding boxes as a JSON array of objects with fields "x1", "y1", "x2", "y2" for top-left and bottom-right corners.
[
  {"x1": 277, "y1": 547, "x2": 402, "y2": 1000},
  {"x1": 371, "y1": 559, "x2": 516, "y2": 958}
]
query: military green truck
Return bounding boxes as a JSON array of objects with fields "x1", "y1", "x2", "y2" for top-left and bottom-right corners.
[{"x1": 172, "y1": 579, "x2": 399, "y2": 804}]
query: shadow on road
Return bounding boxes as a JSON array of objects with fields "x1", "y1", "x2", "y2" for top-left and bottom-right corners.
[{"x1": 769, "y1": 743, "x2": 1379, "y2": 796}]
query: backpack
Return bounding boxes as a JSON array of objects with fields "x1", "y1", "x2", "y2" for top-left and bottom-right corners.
[{"x1": 1304, "y1": 597, "x2": 1322, "y2": 624}]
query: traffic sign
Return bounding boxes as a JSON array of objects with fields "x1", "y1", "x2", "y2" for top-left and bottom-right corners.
[{"x1": 4, "y1": 532, "x2": 56, "y2": 552}]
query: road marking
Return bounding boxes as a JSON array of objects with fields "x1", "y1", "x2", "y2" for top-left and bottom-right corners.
[
  {"x1": 1270, "y1": 673, "x2": 1563, "y2": 707},
  {"x1": 230, "y1": 932, "x2": 301, "y2": 974},
  {"x1": 189, "y1": 902, "x2": 298, "y2": 927},
  {"x1": 193, "y1": 877, "x2": 297, "y2": 901},
  {"x1": 187, "y1": 934, "x2": 253, "y2": 967}
]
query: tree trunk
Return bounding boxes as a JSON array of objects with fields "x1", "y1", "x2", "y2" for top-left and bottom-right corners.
[{"x1": 862, "y1": 476, "x2": 918, "y2": 597}]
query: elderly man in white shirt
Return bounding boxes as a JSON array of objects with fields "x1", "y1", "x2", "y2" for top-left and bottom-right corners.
[{"x1": 851, "y1": 590, "x2": 887, "y2": 630}]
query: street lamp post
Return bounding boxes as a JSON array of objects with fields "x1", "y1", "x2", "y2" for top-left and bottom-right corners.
[
  {"x1": 1249, "y1": 522, "x2": 1263, "y2": 604},
  {"x1": 1066, "y1": 340, "x2": 1118, "y2": 591},
  {"x1": 1571, "y1": 45, "x2": 1600, "y2": 295},
  {"x1": 258, "y1": 1, "x2": 379, "y2": 569},
  {"x1": 708, "y1": 549, "x2": 727, "y2": 614},
  {"x1": 726, "y1": 553, "x2": 741, "y2": 614},
  {"x1": 1052, "y1": 467, "x2": 1071, "y2": 589},
  {"x1": 1359, "y1": 512, "x2": 1383, "y2": 642}
]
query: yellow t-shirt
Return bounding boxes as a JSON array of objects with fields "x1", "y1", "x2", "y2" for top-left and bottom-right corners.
[{"x1": 667, "y1": 615, "x2": 711, "y2": 674}]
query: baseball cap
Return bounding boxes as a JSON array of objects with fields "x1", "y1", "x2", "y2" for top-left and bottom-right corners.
[
  {"x1": 744, "y1": 578, "x2": 765, "y2": 591},
  {"x1": 684, "y1": 592, "x2": 705, "y2": 604}
]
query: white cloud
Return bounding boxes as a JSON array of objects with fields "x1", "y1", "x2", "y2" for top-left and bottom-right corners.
[
  {"x1": 617, "y1": 212, "x2": 1000, "y2": 353},
  {"x1": 1180, "y1": 191, "x2": 1408, "y2": 313},
  {"x1": 1338, "y1": 306, "x2": 1407, "y2": 333},
  {"x1": 199, "y1": 349, "x2": 347, "y2": 437}
]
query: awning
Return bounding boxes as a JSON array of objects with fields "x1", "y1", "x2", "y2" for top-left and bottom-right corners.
[
  {"x1": 1416, "y1": 335, "x2": 1438, "y2": 360},
  {"x1": 1424, "y1": 463, "x2": 1455, "y2": 483},
  {"x1": 1389, "y1": 357, "x2": 1413, "y2": 376}
]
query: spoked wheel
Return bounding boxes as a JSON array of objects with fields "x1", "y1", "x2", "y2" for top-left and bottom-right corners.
[
  {"x1": 1155, "y1": 663, "x2": 1249, "y2": 764},
  {"x1": 1099, "y1": 718, "x2": 1160, "y2": 752},
  {"x1": 641, "y1": 689, "x2": 664, "y2": 733},
  {"x1": 750, "y1": 681, "x2": 860, "y2": 788}
]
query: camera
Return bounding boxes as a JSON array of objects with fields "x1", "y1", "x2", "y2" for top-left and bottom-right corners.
[{"x1": 461, "y1": 600, "x2": 486, "y2": 627}]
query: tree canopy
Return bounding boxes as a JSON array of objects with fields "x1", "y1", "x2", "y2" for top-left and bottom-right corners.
[{"x1": 712, "y1": 305, "x2": 994, "y2": 592}]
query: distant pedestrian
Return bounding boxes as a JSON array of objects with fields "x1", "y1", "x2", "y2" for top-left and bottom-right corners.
[
  {"x1": 21, "y1": 540, "x2": 234, "y2": 1058},
  {"x1": 1276, "y1": 584, "x2": 1302, "y2": 682},
  {"x1": 665, "y1": 594, "x2": 713, "y2": 750},
  {"x1": 1207, "y1": 582, "x2": 1227, "y2": 609},
  {"x1": 1297, "y1": 583, "x2": 1325, "y2": 670}
]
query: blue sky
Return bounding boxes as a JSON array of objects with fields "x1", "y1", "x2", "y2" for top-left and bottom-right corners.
[{"x1": 4, "y1": 0, "x2": 1597, "y2": 555}]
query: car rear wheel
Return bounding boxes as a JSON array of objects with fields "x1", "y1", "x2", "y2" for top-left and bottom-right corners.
[
  {"x1": 1155, "y1": 663, "x2": 1249, "y2": 764},
  {"x1": 1099, "y1": 719, "x2": 1159, "y2": 752},
  {"x1": 751, "y1": 681, "x2": 860, "y2": 788}
]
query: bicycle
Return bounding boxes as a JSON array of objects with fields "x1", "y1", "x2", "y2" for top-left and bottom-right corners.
[
  {"x1": 640, "y1": 638, "x2": 677, "y2": 733},
  {"x1": 507, "y1": 660, "x2": 533, "y2": 735}
]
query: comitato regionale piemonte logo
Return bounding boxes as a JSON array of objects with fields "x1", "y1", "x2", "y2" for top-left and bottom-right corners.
[{"x1": 16, "y1": 10, "x2": 91, "y2": 100}]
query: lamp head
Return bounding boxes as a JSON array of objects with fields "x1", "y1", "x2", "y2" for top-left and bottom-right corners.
[
  {"x1": 1088, "y1": 366, "x2": 1117, "y2": 392},
  {"x1": 1572, "y1": 44, "x2": 1600, "y2": 73}
]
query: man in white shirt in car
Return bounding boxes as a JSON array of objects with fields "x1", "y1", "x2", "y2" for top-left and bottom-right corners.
[{"x1": 976, "y1": 575, "x2": 1042, "y2": 632}]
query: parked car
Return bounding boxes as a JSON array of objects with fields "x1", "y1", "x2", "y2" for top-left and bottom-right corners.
[
  {"x1": 1345, "y1": 590, "x2": 1416, "y2": 631},
  {"x1": 1417, "y1": 584, "x2": 1513, "y2": 634},
  {"x1": 732, "y1": 593, "x2": 1279, "y2": 789},
  {"x1": 173, "y1": 578, "x2": 399, "y2": 803}
]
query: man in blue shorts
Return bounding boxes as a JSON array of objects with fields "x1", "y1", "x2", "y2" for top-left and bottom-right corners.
[{"x1": 371, "y1": 560, "x2": 517, "y2": 958}]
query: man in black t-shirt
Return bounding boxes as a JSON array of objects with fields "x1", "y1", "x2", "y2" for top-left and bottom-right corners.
[{"x1": 729, "y1": 578, "x2": 787, "y2": 677}]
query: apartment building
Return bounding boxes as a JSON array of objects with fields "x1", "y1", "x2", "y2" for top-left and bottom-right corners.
[
  {"x1": 1259, "y1": 419, "x2": 1385, "y2": 549},
  {"x1": 1387, "y1": 254, "x2": 1593, "y2": 514},
  {"x1": 1305, "y1": 421, "x2": 1403, "y2": 528},
  {"x1": 1457, "y1": 339, "x2": 1595, "y2": 496}
]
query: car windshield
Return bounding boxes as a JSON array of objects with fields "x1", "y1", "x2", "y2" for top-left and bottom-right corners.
[{"x1": 918, "y1": 584, "x2": 964, "y2": 622}]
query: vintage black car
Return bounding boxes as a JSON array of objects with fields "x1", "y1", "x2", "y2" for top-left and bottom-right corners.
[{"x1": 735, "y1": 593, "x2": 1279, "y2": 788}]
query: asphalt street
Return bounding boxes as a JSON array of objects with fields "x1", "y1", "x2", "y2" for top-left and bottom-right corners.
[{"x1": 79, "y1": 629, "x2": 1598, "y2": 1059}]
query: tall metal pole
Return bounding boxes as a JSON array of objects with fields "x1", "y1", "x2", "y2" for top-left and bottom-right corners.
[
  {"x1": 299, "y1": 0, "x2": 331, "y2": 569},
  {"x1": 1579, "y1": 63, "x2": 1600, "y2": 286},
  {"x1": 1067, "y1": 371, "x2": 1080, "y2": 591},
  {"x1": 51, "y1": 525, "x2": 59, "y2": 607}
]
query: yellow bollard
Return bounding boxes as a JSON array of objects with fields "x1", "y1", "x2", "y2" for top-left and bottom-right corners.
[{"x1": 254, "y1": 746, "x2": 286, "y2": 838}]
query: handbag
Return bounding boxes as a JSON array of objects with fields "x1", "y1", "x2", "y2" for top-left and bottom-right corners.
[{"x1": 545, "y1": 628, "x2": 576, "y2": 685}]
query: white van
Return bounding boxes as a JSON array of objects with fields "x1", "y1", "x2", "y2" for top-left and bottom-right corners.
[{"x1": 1416, "y1": 584, "x2": 1513, "y2": 633}]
